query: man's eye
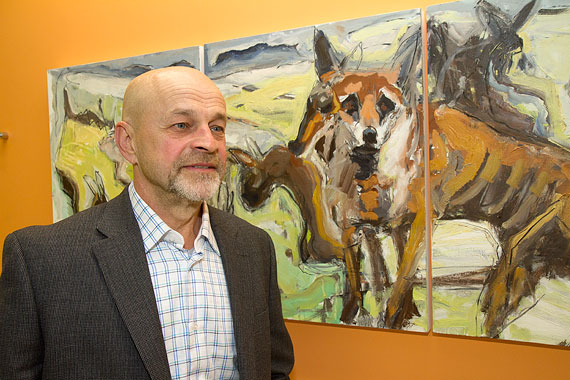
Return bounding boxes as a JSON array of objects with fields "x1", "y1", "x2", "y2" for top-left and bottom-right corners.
[
  {"x1": 211, "y1": 125, "x2": 225, "y2": 133},
  {"x1": 173, "y1": 123, "x2": 187, "y2": 129}
]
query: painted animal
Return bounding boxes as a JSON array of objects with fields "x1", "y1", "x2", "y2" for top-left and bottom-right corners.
[
  {"x1": 428, "y1": 104, "x2": 570, "y2": 337},
  {"x1": 231, "y1": 28, "x2": 424, "y2": 325},
  {"x1": 428, "y1": 0, "x2": 540, "y2": 136}
]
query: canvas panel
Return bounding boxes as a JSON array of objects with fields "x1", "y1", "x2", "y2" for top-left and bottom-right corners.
[
  {"x1": 206, "y1": 10, "x2": 428, "y2": 330},
  {"x1": 48, "y1": 47, "x2": 201, "y2": 222},
  {"x1": 427, "y1": 0, "x2": 570, "y2": 345}
]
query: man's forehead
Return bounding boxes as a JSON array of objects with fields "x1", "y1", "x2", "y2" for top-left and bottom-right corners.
[
  {"x1": 163, "y1": 88, "x2": 226, "y2": 110},
  {"x1": 153, "y1": 71, "x2": 225, "y2": 102},
  {"x1": 151, "y1": 68, "x2": 217, "y2": 91},
  {"x1": 168, "y1": 106, "x2": 227, "y2": 120},
  {"x1": 158, "y1": 89, "x2": 227, "y2": 123}
]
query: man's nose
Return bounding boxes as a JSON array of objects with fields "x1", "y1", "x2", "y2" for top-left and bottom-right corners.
[{"x1": 190, "y1": 124, "x2": 218, "y2": 152}]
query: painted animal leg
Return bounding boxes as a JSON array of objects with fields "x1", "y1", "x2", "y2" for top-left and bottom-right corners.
[
  {"x1": 482, "y1": 195, "x2": 570, "y2": 338},
  {"x1": 389, "y1": 224, "x2": 419, "y2": 320},
  {"x1": 384, "y1": 204, "x2": 426, "y2": 328},
  {"x1": 340, "y1": 227, "x2": 363, "y2": 323},
  {"x1": 362, "y1": 228, "x2": 390, "y2": 294}
]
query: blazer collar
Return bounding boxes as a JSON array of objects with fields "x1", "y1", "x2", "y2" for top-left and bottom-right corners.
[
  {"x1": 209, "y1": 207, "x2": 246, "y2": 257},
  {"x1": 92, "y1": 188, "x2": 172, "y2": 380}
]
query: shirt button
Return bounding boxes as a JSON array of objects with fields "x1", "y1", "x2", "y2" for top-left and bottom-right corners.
[{"x1": 192, "y1": 323, "x2": 199, "y2": 331}]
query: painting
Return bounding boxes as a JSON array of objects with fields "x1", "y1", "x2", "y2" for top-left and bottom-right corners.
[
  {"x1": 48, "y1": 47, "x2": 201, "y2": 222},
  {"x1": 427, "y1": 0, "x2": 570, "y2": 345},
  {"x1": 205, "y1": 10, "x2": 428, "y2": 330}
]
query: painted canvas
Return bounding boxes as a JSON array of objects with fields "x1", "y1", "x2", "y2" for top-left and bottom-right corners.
[
  {"x1": 48, "y1": 47, "x2": 201, "y2": 222},
  {"x1": 427, "y1": 0, "x2": 570, "y2": 345},
  {"x1": 205, "y1": 10, "x2": 428, "y2": 330}
]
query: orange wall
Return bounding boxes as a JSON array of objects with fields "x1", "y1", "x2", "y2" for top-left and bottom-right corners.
[{"x1": 0, "y1": 0, "x2": 568, "y2": 378}]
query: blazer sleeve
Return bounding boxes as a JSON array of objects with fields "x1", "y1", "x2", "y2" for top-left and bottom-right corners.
[
  {"x1": 266, "y1": 236, "x2": 295, "y2": 379},
  {"x1": 0, "y1": 232, "x2": 43, "y2": 380}
]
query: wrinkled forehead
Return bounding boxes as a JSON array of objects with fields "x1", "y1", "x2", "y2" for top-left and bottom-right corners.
[{"x1": 151, "y1": 69, "x2": 225, "y2": 105}]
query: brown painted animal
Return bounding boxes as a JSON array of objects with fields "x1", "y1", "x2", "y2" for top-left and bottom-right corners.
[
  {"x1": 231, "y1": 28, "x2": 424, "y2": 325},
  {"x1": 427, "y1": 104, "x2": 570, "y2": 337},
  {"x1": 418, "y1": 0, "x2": 570, "y2": 337}
]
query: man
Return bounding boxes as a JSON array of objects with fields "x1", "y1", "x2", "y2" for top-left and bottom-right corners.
[{"x1": 0, "y1": 67, "x2": 294, "y2": 379}]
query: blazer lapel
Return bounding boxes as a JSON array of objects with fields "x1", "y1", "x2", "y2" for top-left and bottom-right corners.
[{"x1": 91, "y1": 190, "x2": 171, "y2": 380}]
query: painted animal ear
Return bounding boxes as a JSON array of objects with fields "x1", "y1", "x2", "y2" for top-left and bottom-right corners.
[
  {"x1": 475, "y1": 0, "x2": 536, "y2": 36},
  {"x1": 512, "y1": 0, "x2": 537, "y2": 31},
  {"x1": 476, "y1": 1, "x2": 509, "y2": 36},
  {"x1": 340, "y1": 42, "x2": 363, "y2": 72},
  {"x1": 313, "y1": 29, "x2": 341, "y2": 80},
  {"x1": 229, "y1": 148, "x2": 257, "y2": 167},
  {"x1": 83, "y1": 170, "x2": 108, "y2": 207}
]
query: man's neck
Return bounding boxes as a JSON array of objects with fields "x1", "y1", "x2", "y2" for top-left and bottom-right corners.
[{"x1": 133, "y1": 182, "x2": 203, "y2": 249}]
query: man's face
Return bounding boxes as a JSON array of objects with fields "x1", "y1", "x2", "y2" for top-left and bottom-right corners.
[{"x1": 130, "y1": 69, "x2": 227, "y2": 204}]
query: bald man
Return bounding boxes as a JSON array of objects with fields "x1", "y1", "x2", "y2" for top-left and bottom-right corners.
[{"x1": 0, "y1": 67, "x2": 294, "y2": 380}]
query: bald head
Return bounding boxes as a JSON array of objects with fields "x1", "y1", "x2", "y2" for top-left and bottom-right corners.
[{"x1": 121, "y1": 66, "x2": 223, "y2": 127}]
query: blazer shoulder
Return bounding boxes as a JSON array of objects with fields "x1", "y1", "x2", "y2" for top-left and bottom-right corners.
[
  {"x1": 10, "y1": 201, "x2": 107, "y2": 242},
  {"x1": 209, "y1": 206, "x2": 269, "y2": 239},
  {"x1": 5, "y1": 188, "x2": 138, "y2": 257},
  {"x1": 8, "y1": 188, "x2": 132, "y2": 245}
]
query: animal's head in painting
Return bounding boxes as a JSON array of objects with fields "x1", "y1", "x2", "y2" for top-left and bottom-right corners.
[
  {"x1": 228, "y1": 145, "x2": 302, "y2": 211},
  {"x1": 230, "y1": 28, "x2": 423, "y2": 232}
]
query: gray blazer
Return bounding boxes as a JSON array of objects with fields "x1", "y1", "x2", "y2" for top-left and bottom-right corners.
[{"x1": 0, "y1": 189, "x2": 294, "y2": 379}]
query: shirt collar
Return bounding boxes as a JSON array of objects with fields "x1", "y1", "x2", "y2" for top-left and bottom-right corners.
[{"x1": 128, "y1": 183, "x2": 220, "y2": 255}]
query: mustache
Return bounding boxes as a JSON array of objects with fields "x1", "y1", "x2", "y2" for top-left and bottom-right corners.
[{"x1": 173, "y1": 151, "x2": 223, "y2": 170}]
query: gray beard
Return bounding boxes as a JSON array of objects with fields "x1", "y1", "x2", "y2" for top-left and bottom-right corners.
[
  {"x1": 167, "y1": 151, "x2": 225, "y2": 202},
  {"x1": 168, "y1": 170, "x2": 222, "y2": 203}
]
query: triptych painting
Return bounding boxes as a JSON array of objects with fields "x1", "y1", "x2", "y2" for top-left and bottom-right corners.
[{"x1": 48, "y1": 0, "x2": 570, "y2": 346}]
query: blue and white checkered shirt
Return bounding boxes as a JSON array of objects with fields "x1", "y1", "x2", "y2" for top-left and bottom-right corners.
[{"x1": 128, "y1": 184, "x2": 238, "y2": 379}]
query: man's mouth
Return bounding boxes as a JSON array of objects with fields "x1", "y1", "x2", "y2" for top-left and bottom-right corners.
[
  {"x1": 177, "y1": 161, "x2": 219, "y2": 175},
  {"x1": 188, "y1": 163, "x2": 216, "y2": 169},
  {"x1": 176, "y1": 151, "x2": 222, "y2": 174}
]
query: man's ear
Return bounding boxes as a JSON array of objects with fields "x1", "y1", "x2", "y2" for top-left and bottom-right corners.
[{"x1": 114, "y1": 121, "x2": 137, "y2": 165}]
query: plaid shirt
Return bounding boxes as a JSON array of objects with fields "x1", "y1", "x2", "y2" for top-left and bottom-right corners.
[{"x1": 128, "y1": 184, "x2": 238, "y2": 379}]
